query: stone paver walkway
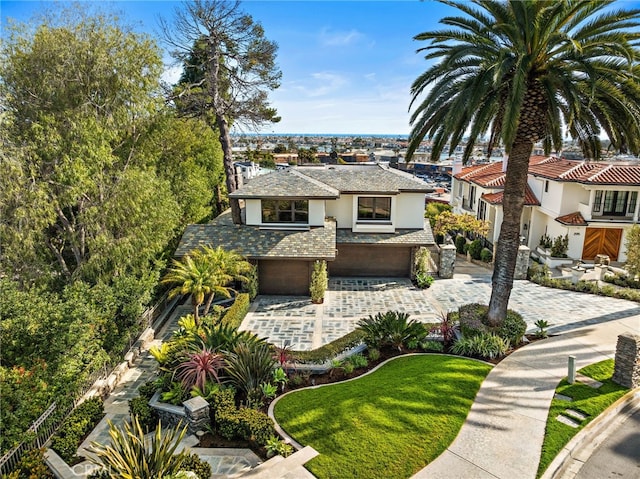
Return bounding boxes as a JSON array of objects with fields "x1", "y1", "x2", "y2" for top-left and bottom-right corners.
[{"x1": 241, "y1": 262, "x2": 640, "y2": 350}]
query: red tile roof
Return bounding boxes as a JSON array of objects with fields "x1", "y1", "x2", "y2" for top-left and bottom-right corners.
[
  {"x1": 555, "y1": 212, "x2": 588, "y2": 226},
  {"x1": 481, "y1": 185, "x2": 540, "y2": 206},
  {"x1": 457, "y1": 155, "x2": 640, "y2": 186}
]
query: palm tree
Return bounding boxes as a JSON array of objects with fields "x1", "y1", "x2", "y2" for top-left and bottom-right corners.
[
  {"x1": 194, "y1": 246, "x2": 253, "y2": 316},
  {"x1": 408, "y1": 0, "x2": 640, "y2": 325},
  {"x1": 162, "y1": 253, "x2": 215, "y2": 326}
]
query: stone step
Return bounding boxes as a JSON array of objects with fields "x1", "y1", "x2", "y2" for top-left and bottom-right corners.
[
  {"x1": 576, "y1": 373, "x2": 603, "y2": 389},
  {"x1": 564, "y1": 409, "x2": 588, "y2": 421},
  {"x1": 554, "y1": 393, "x2": 573, "y2": 402},
  {"x1": 556, "y1": 414, "x2": 581, "y2": 428},
  {"x1": 240, "y1": 446, "x2": 319, "y2": 479}
]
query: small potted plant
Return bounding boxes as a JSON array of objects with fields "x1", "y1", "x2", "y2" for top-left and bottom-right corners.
[{"x1": 309, "y1": 260, "x2": 328, "y2": 303}]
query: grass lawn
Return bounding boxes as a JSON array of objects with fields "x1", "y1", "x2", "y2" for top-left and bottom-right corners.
[
  {"x1": 536, "y1": 359, "x2": 629, "y2": 478},
  {"x1": 273, "y1": 354, "x2": 492, "y2": 479}
]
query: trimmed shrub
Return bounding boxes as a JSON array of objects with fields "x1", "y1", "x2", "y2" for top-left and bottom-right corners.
[
  {"x1": 291, "y1": 329, "x2": 365, "y2": 364},
  {"x1": 211, "y1": 388, "x2": 237, "y2": 425},
  {"x1": 468, "y1": 239, "x2": 483, "y2": 260},
  {"x1": 457, "y1": 303, "x2": 526, "y2": 347},
  {"x1": 480, "y1": 247, "x2": 493, "y2": 263},
  {"x1": 455, "y1": 235, "x2": 466, "y2": 254},
  {"x1": 415, "y1": 271, "x2": 435, "y2": 289},
  {"x1": 5, "y1": 447, "x2": 53, "y2": 479},
  {"x1": 217, "y1": 407, "x2": 275, "y2": 446},
  {"x1": 420, "y1": 340, "x2": 444, "y2": 352},
  {"x1": 51, "y1": 398, "x2": 104, "y2": 463},
  {"x1": 452, "y1": 333, "x2": 509, "y2": 359},
  {"x1": 128, "y1": 396, "x2": 157, "y2": 432},
  {"x1": 221, "y1": 293, "x2": 250, "y2": 329},
  {"x1": 181, "y1": 453, "x2": 212, "y2": 479}
]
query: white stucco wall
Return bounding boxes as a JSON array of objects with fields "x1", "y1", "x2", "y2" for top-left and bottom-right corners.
[
  {"x1": 245, "y1": 199, "x2": 261, "y2": 225},
  {"x1": 308, "y1": 200, "x2": 325, "y2": 226},
  {"x1": 325, "y1": 195, "x2": 352, "y2": 227},
  {"x1": 395, "y1": 193, "x2": 426, "y2": 228}
]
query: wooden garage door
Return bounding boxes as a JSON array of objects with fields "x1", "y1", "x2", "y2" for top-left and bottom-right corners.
[
  {"x1": 582, "y1": 228, "x2": 622, "y2": 261},
  {"x1": 258, "y1": 260, "x2": 311, "y2": 295},
  {"x1": 329, "y1": 245, "x2": 412, "y2": 277}
]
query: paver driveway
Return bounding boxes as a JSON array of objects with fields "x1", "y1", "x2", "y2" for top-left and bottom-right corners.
[{"x1": 240, "y1": 274, "x2": 640, "y2": 351}]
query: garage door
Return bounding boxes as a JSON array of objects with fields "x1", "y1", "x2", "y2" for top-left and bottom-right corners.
[
  {"x1": 258, "y1": 260, "x2": 311, "y2": 295},
  {"x1": 329, "y1": 245, "x2": 412, "y2": 277},
  {"x1": 582, "y1": 228, "x2": 622, "y2": 261}
]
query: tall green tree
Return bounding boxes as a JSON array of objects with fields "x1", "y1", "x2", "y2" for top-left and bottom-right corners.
[
  {"x1": 0, "y1": 7, "x2": 180, "y2": 285},
  {"x1": 408, "y1": 0, "x2": 640, "y2": 325},
  {"x1": 161, "y1": 0, "x2": 282, "y2": 224}
]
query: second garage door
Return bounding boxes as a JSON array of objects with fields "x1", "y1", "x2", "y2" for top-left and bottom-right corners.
[
  {"x1": 258, "y1": 260, "x2": 311, "y2": 295},
  {"x1": 329, "y1": 245, "x2": 412, "y2": 277}
]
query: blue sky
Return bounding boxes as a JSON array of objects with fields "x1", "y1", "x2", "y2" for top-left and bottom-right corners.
[
  {"x1": 2, "y1": 1, "x2": 639, "y2": 136},
  {"x1": 1, "y1": 0, "x2": 461, "y2": 135}
]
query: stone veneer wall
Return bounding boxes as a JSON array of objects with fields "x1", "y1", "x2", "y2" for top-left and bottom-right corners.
[
  {"x1": 438, "y1": 244, "x2": 456, "y2": 279},
  {"x1": 514, "y1": 245, "x2": 530, "y2": 280},
  {"x1": 149, "y1": 391, "x2": 210, "y2": 433},
  {"x1": 612, "y1": 333, "x2": 640, "y2": 388}
]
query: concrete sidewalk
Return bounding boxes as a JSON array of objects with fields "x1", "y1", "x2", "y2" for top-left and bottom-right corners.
[{"x1": 411, "y1": 309, "x2": 640, "y2": 479}]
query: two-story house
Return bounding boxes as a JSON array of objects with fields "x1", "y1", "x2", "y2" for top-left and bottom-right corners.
[
  {"x1": 451, "y1": 156, "x2": 640, "y2": 263},
  {"x1": 175, "y1": 164, "x2": 435, "y2": 295}
]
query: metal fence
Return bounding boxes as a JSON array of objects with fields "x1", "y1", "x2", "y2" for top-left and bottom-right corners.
[{"x1": 0, "y1": 292, "x2": 170, "y2": 475}]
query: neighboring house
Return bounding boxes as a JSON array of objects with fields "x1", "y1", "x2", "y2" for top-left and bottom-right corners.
[
  {"x1": 175, "y1": 164, "x2": 435, "y2": 295},
  {"x1": 451, "y1": 156, "x2": 640, "y2": 263},
  {"x1": 234, "y1": 161, "x2": 263, "y2": 182}
]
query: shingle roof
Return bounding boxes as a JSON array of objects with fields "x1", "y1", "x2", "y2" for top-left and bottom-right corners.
[
  {"x1": 175, "y1": 217, "x2": 337, "y2": 260},
  {"x1": 300, "y1": 164, "x2": 431, "y2": 194},
  {"x1": 336, "y1": 219, "x2": 435, "y2": 245},
  {"x1": 229, "y1": 168, "x2": 339, "y2": 199},
  {"x1": 481, "y1": 185, "x2": 540, "y2": 206},
  {"x1": 555, "y1": 212, "x2": 588, "y2": 226},
  {"x1": 229, "y1": 164, "x2": 431, "y2": 199}
]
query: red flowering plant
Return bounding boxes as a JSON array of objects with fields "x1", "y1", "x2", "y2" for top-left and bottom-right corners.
[{"x1": 176, "y1": 348, "x2": 226, "y2": 391}]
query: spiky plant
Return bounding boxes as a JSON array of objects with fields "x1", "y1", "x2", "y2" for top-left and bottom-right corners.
[
  {"x1": 224, "y1": 341, "x2": 277, "y2": 397},
  {"x1": 176, "y1": 347, "x2": 225, "y2": 391},
  {"x1": 88, "y1": 417, "x2": 189, "y2": 479}
]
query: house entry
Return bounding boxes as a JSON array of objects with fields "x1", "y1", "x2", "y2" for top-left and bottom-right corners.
[{"x1": 582, "y1": 228, "x2": 622, "y2": 261}]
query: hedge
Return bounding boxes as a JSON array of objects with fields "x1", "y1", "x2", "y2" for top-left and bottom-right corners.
[
  {"x1": 221, "y1": 293, "x2": 250, "y2": 329},
  {"x1": 290, "y1": 329, "x2": 366, "y2": 364},
  {"x1": 50, "y1": 398, "x2": 104, "y2": 463}
]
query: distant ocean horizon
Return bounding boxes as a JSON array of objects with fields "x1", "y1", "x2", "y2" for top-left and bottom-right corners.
[{"x1": 234, "y1": 132, "x2": 410, "y2": 139}]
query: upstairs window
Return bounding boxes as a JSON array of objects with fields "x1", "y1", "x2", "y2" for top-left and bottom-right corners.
[
  {"x1": 592, "y1": 190, "x2": 603, "y2": 212},
  {"x1": 262, "y1": 200, "x2": 308, "y2": 223},
  {"x1": 357, "y1": 197, "x2": 391, "y2": 221}
]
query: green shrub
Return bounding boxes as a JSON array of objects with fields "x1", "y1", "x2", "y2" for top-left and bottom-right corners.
[
  {"x1": 265, "y1": 436, "x2": 294, "y2": 458},
  {"x1": 468, "y1": 239, "x2": 483, "y2": 260},
  {"x1": 457, "y1": 303, "x2": 525, "y2": 347},
  {"x1": 242, "y1": 265, "x2": 259, "y2": 301},
  {"x1": 128, "y1": 396, "x2": 157, "y2": 432},
  {"x1": 217, "y1": 407, "x2": 275, "y2": 446},
  {"x1": 180, "y1": 453, "x2": 212, "y2": 479},
  {"x1": 211, "y1": 388, "x2": 236, "y2": 425},
  {"x1": 221, "y1": 293, "x2": 250, "y2": 329},
  {"x1": 480, "y1": 247, "x2": 493, "y2": 263},
  {"x1": 5, "y1": 447, "x2": 54, "y2": 479},
  {"x1": 415, "y1": 271, "x2": 435, "y2": 289},
  {"x1": 309, "y1": 260, "x2": 328, "y2": 303},
  {"x1": 348, "y1": 353, "x2": 368, "y2": 369},
  {"x1": 291, "y1": 330, "x2": 366, "y2": 364},
  {"x1": 451, "y1": 334, "x2": 509, "y2": 359},
  {"x1": 137, "y1": 381, "x2": 158, "y2": 399},
  {"x1": 420, "y1": 340, "x2": 444, "y2": 352},
  {"x1": 367, "y1": 348, "x2": 380, "y2": 361},
  {"x1": 51, "y1": 398, "x2": 104, "y2": 463},
  {"x1": 455, "y1": 235, "x2": 466, "y2": 254},
  {"x1": 357, "y1": 311, "x2": 426, "y2": 351},
  {"x1": 550, "y1": 234, "x2": 569, "y2": 257}
]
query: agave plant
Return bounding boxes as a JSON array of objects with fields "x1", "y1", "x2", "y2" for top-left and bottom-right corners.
[
  {"x1": 224, "y1": 341, "x2": 277, "y2": 397},
  {"x1": 176, "y1": 347, "x2": 225, "y2": 391},
  {"x1": 89, "y1": 417, "x2": 189, "y2": 479}
]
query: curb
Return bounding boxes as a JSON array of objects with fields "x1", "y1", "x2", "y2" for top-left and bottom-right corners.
[{"x1": 541, "y1": 387, "x2": 640, "y2": 479}]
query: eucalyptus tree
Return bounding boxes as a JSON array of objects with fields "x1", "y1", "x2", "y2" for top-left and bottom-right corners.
[
  {"x1": 161, "y1": 0, "x2": 282, "y2": 224},
  {"x1": 408, "y1": 0, "x2": 640, "y2": 325}
]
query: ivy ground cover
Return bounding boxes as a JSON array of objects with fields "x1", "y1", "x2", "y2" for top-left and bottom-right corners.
[{"x1": 273, "y1": 354, "x2": 492, "y2": 479}]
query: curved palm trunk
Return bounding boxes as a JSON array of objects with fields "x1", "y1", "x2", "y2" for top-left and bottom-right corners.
[
  {"x1": 487, "y1": 141, "x2": 533, "y2": 326},
  {"x1": 192, "y1": 295, "x2": 201, "y2": 327}
]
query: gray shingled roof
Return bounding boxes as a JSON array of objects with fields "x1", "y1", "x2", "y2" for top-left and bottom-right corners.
[
  {"x1": 229, "y1": 168, "x2": 339, "y2": 199},
  {"x1": 175, "y1": 219, "x2": 337, "y2": 260},
  {"x1": 229, "y1": 164, "x2": 431, "y2": 199},
  {"x1": 299, "y1": 165, "x2": 432, "y2": 194},
  {"x1": 336, "y1": 219, "x2": 435, "y2": 245}
]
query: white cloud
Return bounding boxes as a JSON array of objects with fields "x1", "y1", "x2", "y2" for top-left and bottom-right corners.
[
  {"x1": 161, "y1": 64, "x2": 182, "y2": 86},
  {"x1": 290, "y1": 72, "x2": 349, "y2": 98},
  {"x1": 319, "y1": 28, "x2": 365, "y2": 47}
]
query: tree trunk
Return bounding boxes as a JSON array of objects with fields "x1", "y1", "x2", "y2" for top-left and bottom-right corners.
[
  {"x1": 487, "y1": 140, "x2": 534, "y2": 326},
  {"x1": 215, "y1": 114, "x2": 241, "y2": 224},
  {"x1": 203, "y1": 292, "x2": 215, "y2": 317}
]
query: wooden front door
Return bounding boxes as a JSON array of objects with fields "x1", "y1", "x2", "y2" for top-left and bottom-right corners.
[{"x1": 582, "y1": 228, "x2": 622, "y2": 261}]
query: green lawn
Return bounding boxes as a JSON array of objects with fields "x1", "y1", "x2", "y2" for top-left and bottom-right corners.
[
  {"x1": 273, "y1": 354, "x2": 492, "y2": 479},
  {"x1": 536, "y1": 359, "x2": 629, "y2": 478}
]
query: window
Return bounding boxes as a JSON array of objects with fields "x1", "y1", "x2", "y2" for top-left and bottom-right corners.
[
  {"x1": 628, "y1": 192, "x2": 638, "y2": 215},
  {"x1": 603, "y1": 191, "x2": 632, "y2": 216},
  {"x1": 544, "y1": 180, "x2": 549, "y2": 193},
  {"x1": 357, "y1": 197, "x2": 391, "y2": 221},
  {"x1": 592, "y1": 190, "x2": 603, "y2": 213},
  {"x1": 261, "y1": 200, "x2": 308, "y2": 223},
  {"x1": 477, "y1": 200, "x2": 487, "y2": 221},
  {"x1": 469, "y1": 185, "x2": 476, "y2": 209}
]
